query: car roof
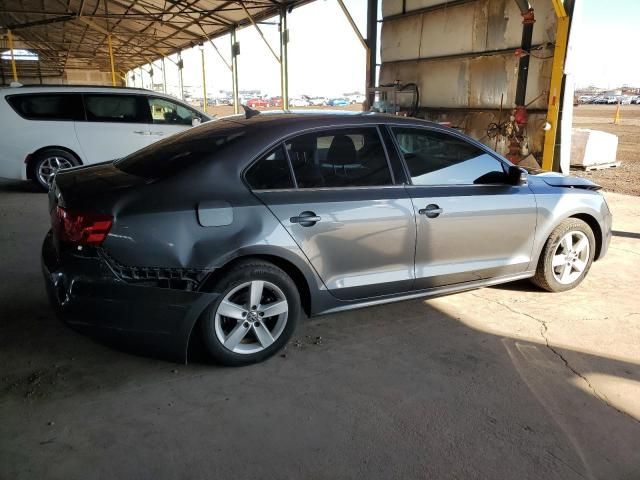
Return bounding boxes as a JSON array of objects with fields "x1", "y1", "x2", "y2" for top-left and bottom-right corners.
[
  {"x1": 0, "y1": 85, "x2": 183, "y2": 102},
  {"x1": 221, "y1": 110, "x2": 441, "y2": 130}
]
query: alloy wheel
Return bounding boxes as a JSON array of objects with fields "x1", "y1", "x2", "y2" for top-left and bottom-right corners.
[
  {"x1": 37, "y1": 156, "x2": 73, "y2": 188},
  {"x1": 552, "y1": 230, "x2": 590, "y2": 285},
  {"x1": 214, "y1": 280, "x2": 289, "y2": 354}
]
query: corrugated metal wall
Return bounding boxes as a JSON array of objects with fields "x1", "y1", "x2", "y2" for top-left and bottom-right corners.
[{"x1": 379, "y1": 0, "x2": 557, "y2": 157}]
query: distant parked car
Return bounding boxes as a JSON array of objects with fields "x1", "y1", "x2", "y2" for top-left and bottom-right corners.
[
  {"x1": 308, "y1": 97, "x2": 327, "y2": 106},
  {"x1": 0, "y1": 85, "x2": 211, "y2": 190},
  {"x1": 247, "y1": 98, "x2": 269, "y2": 109},
  {"x1": 348, "y1": 94, "x2": 366, "y2": 104},
  {"x1": 269, "y1": 97, "x2": 283, "y2": 108},
  {"x1": 290, "y1": 98, "x2": 311, "y2": 107},
  {"x1": 327, "y1": 98, "x2": 349, "y2": 107}
]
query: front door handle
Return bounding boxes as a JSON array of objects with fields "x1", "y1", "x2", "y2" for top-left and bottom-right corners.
[
  {"x1": 133, "y1": 130, "x2": 151, "y2": 135},
  {"x1": 290, "y1": 211, "x2": 321, "y2": 227},
  {"x1": 418, "y1": 204, "x2": 443, "y2": 218}
]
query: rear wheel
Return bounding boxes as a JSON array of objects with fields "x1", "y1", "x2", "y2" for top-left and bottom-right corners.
[
  {"x1": 30, "y1": 149, "x2": 79, "y2": 191},
  {"x1": 201, "y1": 260, "x2": 300, "y2": 366},
  {"x1": 531, "y1": 218, "x2": 595, "y2": 292}
]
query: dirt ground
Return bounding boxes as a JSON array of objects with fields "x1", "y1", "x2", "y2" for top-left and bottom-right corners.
[
  {"x1": 572, "y1": 104, "x2": 640, "y2": 196},
  {"x1": 1, "y1": 180, "x2": 639, "y2": 479}
]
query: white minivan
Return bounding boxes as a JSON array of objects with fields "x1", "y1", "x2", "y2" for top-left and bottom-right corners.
[{"x1": 0, "y1": 85, "x2": 211, "y2": 190}]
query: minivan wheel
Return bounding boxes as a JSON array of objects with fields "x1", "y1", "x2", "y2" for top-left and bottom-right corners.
[
  {"x1": 31, "y1": 149, "x2": 79, "y2": 191},
  {"x1": 201, "y1": 260, "x2": 300, "y2": 366},
  {"x1": 531, "y1": 218, "x2": 595, "y2": 292}
]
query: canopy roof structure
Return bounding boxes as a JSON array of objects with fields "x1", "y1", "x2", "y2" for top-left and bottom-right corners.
[{"x1": 0, "y1": 0, "x2": 309, "y2": 77}]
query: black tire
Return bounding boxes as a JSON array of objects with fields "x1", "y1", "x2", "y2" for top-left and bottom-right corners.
[
  {"x1": 200, "y1": 260, "x2": 300, "y2": 366},
  {"x1": 531, "y1": 218, "x2": 596, "y2": 292},
  {"x1": 30, "y1": 149, "x2": 80, "y2": 192}
]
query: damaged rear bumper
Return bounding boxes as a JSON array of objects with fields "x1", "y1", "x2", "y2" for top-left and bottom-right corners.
[{"x1": 41, "y1": 231, "x2": 218, "y2": 363}]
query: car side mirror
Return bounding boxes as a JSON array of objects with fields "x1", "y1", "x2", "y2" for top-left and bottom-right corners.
[
  {"x1": 192, "y1": 117, "x2": 202, "y2": 127},
  {"x1": 507, "y1": 165, "x2": 528, "y2": 186}
]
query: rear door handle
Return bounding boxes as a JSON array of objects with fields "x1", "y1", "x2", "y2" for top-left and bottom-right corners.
[
  {"x1": 290, "y1": 211, "x2": 321, "y2": 227},
  {"x1": 418, "y1": 204, "x2": 443, "y2": 218},
  {"x1": 133, "y1": 130, "x2": 151, "y2": 135}
]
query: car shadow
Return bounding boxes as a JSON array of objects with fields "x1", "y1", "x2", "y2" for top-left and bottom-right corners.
[
  {"x1": 0, "y1": 179, "x2": 42, "y2": 194},
  {"x1": 612, "y1": 230, "x2": 640, "y2": 240}
]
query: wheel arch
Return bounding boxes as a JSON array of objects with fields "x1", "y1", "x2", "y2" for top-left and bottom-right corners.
[
  {"x1": 198, "y1": 253, "x2": 312, "y2": 317},
  {"x1": 26, "y1": 145, "x2": 83, "y2": 180},
  {"x1": 531, "y1": 210, "x2": 605, "y2": 271}
]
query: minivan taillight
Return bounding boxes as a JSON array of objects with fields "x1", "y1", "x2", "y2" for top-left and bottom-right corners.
[{"x1": 52, "y1": 206, "x2": 113, "y2": 245}]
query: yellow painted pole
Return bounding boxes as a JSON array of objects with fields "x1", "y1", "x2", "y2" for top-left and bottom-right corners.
[
  {"x1": 7, "y1": 29, "x2": 18, "y2": 83},
  {"x1": 613, "y1": 102, "x2": 621, "y2": 125},
  {"x1": 107, "y1": 34, "x2": 116, "y2": 86},
  {"x1": 541, "y1": 14, "x2": 570, "y2": 171},
  {"x1": 200, "y1": 47, "x2": 207, "y2": 114}
]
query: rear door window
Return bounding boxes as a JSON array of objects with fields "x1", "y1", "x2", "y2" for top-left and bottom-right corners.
[
  {"x1": 83, "y1": 94, "x2": 149, "y2": 123},
  {"x1": 245, "y1": 146, "x2": 294, "y2": 190},
  {"x1": 285, "y1": 127, "x2": 393, "y2": 188},
  {"x1": 6, "y1": 93, "x2": 83, "y2": 121}
]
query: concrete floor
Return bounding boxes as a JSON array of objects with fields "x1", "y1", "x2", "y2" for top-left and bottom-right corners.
[{"x1": 1, "y1": 179, "x2": 639, "y2": 480}]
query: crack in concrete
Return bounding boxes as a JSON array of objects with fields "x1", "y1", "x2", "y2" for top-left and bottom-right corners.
[{"x1": 469, "y1": 292, "x2": 640, "y2": 425}]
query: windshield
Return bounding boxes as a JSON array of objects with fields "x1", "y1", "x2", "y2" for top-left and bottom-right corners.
[{"x1": 115, "y1": 120, "x2": 246, "y2": 179}]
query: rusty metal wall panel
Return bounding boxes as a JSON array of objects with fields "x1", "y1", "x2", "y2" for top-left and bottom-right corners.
[
  {"x1": 380, "y1": 14, "x2": 423, "y2": 61},
  {"x1": 381, "y1": 0, "x2": 556, "y2": 62}
]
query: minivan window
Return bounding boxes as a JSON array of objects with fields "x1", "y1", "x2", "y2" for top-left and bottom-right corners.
[
  {"x1": 148, "y1": 97, "x2": 200, "y2": 125},
  {"x1": 245, "y1": 146, "x2": 294, "y2": 190},
  {"x1": 392, "y1": 127, "x2": 506, "y2": 186},
  {"x1": 6, "y1": 93, "x2": 83, "y2": 121},
  {"x1": 285, "y1": 127, "x2": 392, "y2": 188},
  {"x1": 116, "y1": 120, "x2": 246, "y2": 179},
  {"x1": 84, "y1": 94, "x2": 149, "y2": 123}
]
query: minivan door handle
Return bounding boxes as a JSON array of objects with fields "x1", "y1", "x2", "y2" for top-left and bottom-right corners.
[
  {"x1": 290, "y1": 211, "x2": 321, "y2": 227},
  {"x1": 418, "y1": 204, "x2": 443, "y2": 218}
]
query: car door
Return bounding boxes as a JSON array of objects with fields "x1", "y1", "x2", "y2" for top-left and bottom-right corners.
[
  {"x1": 388, "y1": 126, "x2": 537, "y2": 289},
  {"x1": 74, "y1": 93, "x2": 151, "y2": 164},
  {"x1": 145, "y1": 96, "x2": 205, "y2": 142},
  {"x1": 246, "y1": 126, "x2": 416, "y2": 300}
]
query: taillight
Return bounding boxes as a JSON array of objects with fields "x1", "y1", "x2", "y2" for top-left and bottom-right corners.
[{"x1": 52, "y1": 206, "x2": 113, "y2": 245}]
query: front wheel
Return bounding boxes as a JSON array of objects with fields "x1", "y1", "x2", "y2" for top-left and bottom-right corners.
[
  {"x1": 200, "y1": 260, "x2": 300, "y2": 366},
  {"x1": 531, "y1": 218, "x2": 595, "y2": 292}
]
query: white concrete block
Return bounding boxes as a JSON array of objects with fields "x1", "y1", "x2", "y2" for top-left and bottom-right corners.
[{"x1": 570, "y1": 128, "x2": 618, "y2": 167}]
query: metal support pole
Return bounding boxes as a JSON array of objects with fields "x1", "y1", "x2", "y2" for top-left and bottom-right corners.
[
  {"x1": 7, "y1": 29, "x2": 18, "y2": 83},
  {"x1": 201, "y1": 46, "x2": 207, "y2": 114},
  {"x1": 541, "y1": 11, "x2": 570, "y2": 171},
  {"x1": 178, "y1": 52, "x2": 185, "y2": 100},
  {"x1": 162, "y1": 57, "x2": 167, "y2": 94},
  {"x1": 231, "y1": 27, "x2": 240, "y2": 114},
  {"x1": 107, "y1": 33, "x2": 116, "y2": 86},
  {"x1": 366, "y1": 0, "x2": 378, "y2": 108},
  {"x1": 280, "y1": 8, "x2": 289, "y2": 110}
]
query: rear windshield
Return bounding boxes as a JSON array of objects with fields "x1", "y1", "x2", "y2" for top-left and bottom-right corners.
[{"x1": 115, "y1": 120, "x2": 246, "y2": 179}]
